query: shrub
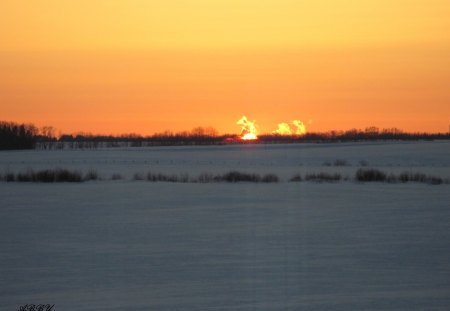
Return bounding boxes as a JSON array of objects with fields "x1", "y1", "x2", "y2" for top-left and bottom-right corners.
[
  {"x1": 386, "y1": 173, "x2": 397, "y2": 183},
  {"x1": 356, "y1": 169, "x2": 446, "y2": 185},
  {"x1": 221, "y1": 171, "x2": 261, "y2": 182},
  {"x1": 146, "y1": 172, "x2": 160, "y2": 182},
  {"x1": 197, "y1": 173, "x2": 218, "y2": 183},
  {"x1": 304, "y1": 172, "x2": 342, "y2": 182},
  {"x1": 428, "y1": 176, "x2": 443, "y2": 185},
  {"x1": 355, "y1": 168, "x2": 387, "y2": 182},
  {"x1": 396, "y1": 172, "x2": 443, "y2": 184},
  {"x1": 17, "y1": 171, "x2": 33, "y2": 182},
  {"x1": 5, "y1": 172, "x2": 15, "y2": 182},
  {"x1": 84, "y1": 169, "x2": 99, "y2": 181},
  {"x1": 9, "y1": 169, "x2": 84, "y2": 183},
  {"x1": 34, "y1": 170, "x2": 56, "y2": 182},
  {"x1": 146, "y1": 172, "x2": 157, "y2": 182},
  {"x1": 133, "y1": 173, "x2": 144, "y2": 180},
  {"x1": 289, "y1": 174, "x2": 303, "y2": 182},
  {"x1": 54, "y1": 169, "x2": 82, "y2": 182},
  {"x1": 179, "y1": 174, "x2": 190, "y2": 183},
  {"x1": 411, "y1": 173, "x2": 427, "y2": 183},
  {"x1": 143, "y1": 171, "x2": 279, "y2": 183},
  {"x1": 334, "y1": 159, "x2": 350, "y2": 166},
  {"x1": 165, "y1": 174, "x2": 179, "y2": 183},
  {"x1": 146, "y1": 172, "x2": 182, "y2": 182},
  {"x1": 261, "y1": 174, "x2": 279, "y2": 183}
]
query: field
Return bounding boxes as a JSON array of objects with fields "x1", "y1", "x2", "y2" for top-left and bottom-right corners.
[{"x1": 1, "y1": 141, "x2": 450, "y2": 310}]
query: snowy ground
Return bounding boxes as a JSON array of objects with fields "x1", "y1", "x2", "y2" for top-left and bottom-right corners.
[
  {"x1": 1, "y1": 140, "x2": 450, "y2": 180},
  {"x1": 1, "y1": 141, "x2": 450, "y2": 310}
]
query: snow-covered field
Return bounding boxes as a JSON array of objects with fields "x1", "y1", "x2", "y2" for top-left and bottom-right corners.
[
  {"x1": 1, "y1": 140, "x2": 450, "y2": 180},
  {"x1": 1, "y1": 141, "x2": 449, "y2": 310}
]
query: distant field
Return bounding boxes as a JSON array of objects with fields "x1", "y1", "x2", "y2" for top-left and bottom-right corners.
[
  {"x1": 1, "y1": 141, "x2": 449, "y2": 181},
  {"x1": 1, "y1": 141, "x2": 449, "y2": 310}
]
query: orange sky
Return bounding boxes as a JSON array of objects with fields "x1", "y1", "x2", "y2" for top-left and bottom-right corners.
[{"x1": 1, "y1": 0, "x2": 449, "y2": 134}]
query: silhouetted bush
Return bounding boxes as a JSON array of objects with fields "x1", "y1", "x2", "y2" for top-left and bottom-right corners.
[
  {"x1": 165, "y1": 174, "x2": 179, "y2": 182},
  {"x1": 397, "y1": 171, "x2": 443, "y2": 185},
  {"x1": 411, "y1": 173, "x2": 428, "y2": 183},
  {"x1": 55, "y1": 169, "x2": 82, "y2": 182},
  {"x1": 197, "y1": 173, "x2": 218, "y2": 183},
  {"x1": 36, "y1": 170, "x2": 56, "y2": 182},
  {"x1": 139, "y1": 171, "x2": 279, "y2": 183},
  {"x1": 6, "y1": 169, "x2": 83, "y2": 182},
  {"x1": 179, "y1": 174, "x2": 190, "y2": 183},
  {"x1": 428, "y1": 176, "x2": 443, "y2": 185},
  {"x1": 221, "y1": 171, "x2": 261, "y2": 182},
  {"x1": 356, "y1": 168, "x2": 387, "y2": 182},
  {"x1": 145, "y1": 172, "x2": 157, "y2": 181},
  {"x1": 355, "y1": 169, "x2": 445, "y2": 185},
  {"x1": 386, "y1": 173, "x2": 398, "y2": 183},
  {"x1": 146, "y1": 172, "x2": 183, "y2": 182},
  {"x1": 133, "y1": 173, "x2": 144, "y2": 180},
  {"x1": 399, "y1": 172, "x2": 417, "y2": 183},
  {"x1": 304, "y1": 172, "x2": 342, "y2": 182},
  {"x1": 5, "y1": 172, "x2": 15, "y2": 182},
  {"x1": 289, "y1": 174, "x2": 303, "y2": 182},
  {"x1": 84, "y1": 170, "x2": 99, "y2": 181},
  {"x1": 334, "y1": 159, "x2": 350, "y2": 166},
  {"x1": 261, "y1": 174, "x2": 279, "y2": 183},
  {"x1": 17, "y1": 171, "x2": 33, "y2": 182}
]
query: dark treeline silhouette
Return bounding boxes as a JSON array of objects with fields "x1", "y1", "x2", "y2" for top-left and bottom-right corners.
[
  {"x1": 0, "y1": 121, "x2": 57, "y2": 150},
  {"x1": 0, "y1": 121, "x2": 39, "y2": 150},
  {"x1": 56, "y1": 131, "x2": 231, "y2": 149},
  {"x1": 50, "y1": 127, "x2": 450, "y2": 149},
  {"x1": 1, "y1": 121, "x2": 449, "y2": 150},
  {"x1": 258, "y1": 127, "x2": 449, "y2": 143}
]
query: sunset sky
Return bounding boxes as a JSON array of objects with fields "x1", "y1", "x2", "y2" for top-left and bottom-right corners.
[{"x1": 1, "y1": 0, "x2": 449, "y2": 134}]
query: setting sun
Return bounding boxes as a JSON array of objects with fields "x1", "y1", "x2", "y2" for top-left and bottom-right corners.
[{"x1": 237, "y1": 116, "x2": 258, "y2": 140}]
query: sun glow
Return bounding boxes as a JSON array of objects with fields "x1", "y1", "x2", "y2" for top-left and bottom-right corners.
[
  {"x1": 237, "y1": 117, "x2": 307, "y2": 139},
  {"x1": 273, "y1": 120, "x2": 307, "y2": 135},
  {"x1": 242, "y1": 133, "x2": 257, "y2": 140},
  {"x1": 236, "y1": 116, "x2": 258, "y2": 140}
]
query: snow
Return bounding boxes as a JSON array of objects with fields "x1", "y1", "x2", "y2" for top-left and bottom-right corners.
[
  {"x1": 1, "y1": 141, "x2": 450, "y2": 310},
  {"x1": 1, "y1": 140, "x2": 449, "y2": 180}
]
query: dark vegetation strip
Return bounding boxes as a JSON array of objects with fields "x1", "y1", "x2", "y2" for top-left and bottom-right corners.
[
  {"x1": 2, "y1": 120, "x2": 450, "y2": 150},
  {"x1": 136, "y1": 171, "x2": 280, "y2": 183},
  {"x1": 288, "y1": 169, "x2": 448, "y2": 184},
  {"x1": 304, "y1": 173, "x2": 344, "y2": 182},
  {"x1": 0, "y1": 169, "x2": 448, "y2": 185},
  {"x1": 0, "y1": 169, "x2": 98, "y2": 183},
  {"x1": 0, "y1": 170, "x2": 280, "y2": 183},
  {"x1": 354, "y1": 168, "x2": 447, "y2": 185}
]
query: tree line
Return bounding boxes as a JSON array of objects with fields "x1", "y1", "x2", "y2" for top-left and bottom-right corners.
[
  {"x1": 1, "y1": 121, "x2": 449, "y2": 150},
  {"x1": 0, "y1": 121, "x2": 39, "y2": 150}
]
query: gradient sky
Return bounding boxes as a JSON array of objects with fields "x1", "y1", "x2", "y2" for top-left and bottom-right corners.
[{"x1": 1, "y1": 0, "x2": 449, "y2": 134}]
